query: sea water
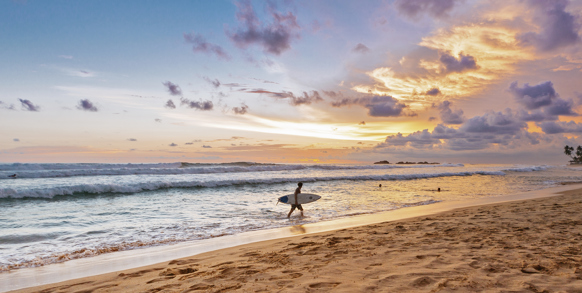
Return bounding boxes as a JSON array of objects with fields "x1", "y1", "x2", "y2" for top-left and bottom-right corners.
[{"x1": 1, "y1": 162, "x2": 580, "y2": 271}]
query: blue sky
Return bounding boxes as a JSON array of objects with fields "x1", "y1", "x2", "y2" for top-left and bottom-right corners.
[{"x1": 2, "y1": 0, "x2": 582, "y2": 164}]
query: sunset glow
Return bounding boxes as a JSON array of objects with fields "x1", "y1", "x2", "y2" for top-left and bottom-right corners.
[{"x1": 2, "y1": 0, "x2": 582, "y2": 164}]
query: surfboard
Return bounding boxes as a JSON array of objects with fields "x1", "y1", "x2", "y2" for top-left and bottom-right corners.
[{"x1": 278, "y1": 193, "x2": 321, "y2": 205}]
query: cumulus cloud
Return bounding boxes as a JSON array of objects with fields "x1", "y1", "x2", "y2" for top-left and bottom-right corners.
[
  {"x1": 437, "y1": 101, "x2": 465, "y2": 124},
  {"x1": 395, "y1": 0, "x2": 462, "y2": 19},
  {"x1": 509, "y1": 81, "x2": 577, "y2": 117},
  {"x1": 517, "y1": 0, "x2": 580, "y2": 52},
  {"x1": 352, "y1": 43, "x2": 370, "y2": 53},
  {"x1": 180, "y1": 98, "x2": 214, "y2": 111},
  {"x1": 331, "y1": 95, "x2": 411, "y2": 117},
  {"x1": 245, "y1": 89, "x2": 323, "y2": 106},
  {"x1": 162, "y1": 81, "x2": 182, "y2": 96},
  {"x1": 440, "y1": 53, "x2": 478, "y2": 73},
  {"x1": 169, "y1": 143, "x2": 178, "y2": 147},
  {"x1": 538, "y1": 121, "x2": 582, "y2": 134},
  {"x1": 155, "y1": 118, "x2": 162, "y2": 123},
  {"x1": 509, "y1": 81, "x2": 556, "y2": 110},
  {"x1": 165, "y1": 99, "x2": 176, "y2": 109},
  {"x1": 13, "y1": 138, "x2": 19, "y2": 142},
  {"x1": 77, "y1": 99, "x2": 98, "y2": 112},
  {"x1": 202, "y1": 145, "x2": 212, "y2": 148},
  {"x1": 233, "y1": 103, "x2": 249, "y2": 114},
  {"x1": 128, "y1": 138, "x2": 137, "y2": 141},
  {"x1": 184, "y1": 32, "x2": 231, "y2": 60},
  {"x1": 545, "y1": 97, "x2": 578, "y2": 116},
  {"x1": 203, "y1": 76, "x2": 221, "y2": 88},
  {"x1": 19, "y1": 99, "x2": 40, "y2": 111},
  {"x1": 227, "y1": 0, "x2": 300, "y2": 55},
  {"x1": 381, "y1": 109, "x2": 533, "y2": 150}
]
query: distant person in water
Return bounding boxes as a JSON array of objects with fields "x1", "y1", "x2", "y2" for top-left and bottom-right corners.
[
  {"x1": 287, "y1": 182, "x2": 304, "y2": 218},
  {"x1": 8, "y1": 174, "x2": 16, "y2": 178}
]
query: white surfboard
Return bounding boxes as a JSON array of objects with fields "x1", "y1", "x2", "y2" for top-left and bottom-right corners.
[{"x1": 278, "y1": 193, "x2": 321, "y2": 205}]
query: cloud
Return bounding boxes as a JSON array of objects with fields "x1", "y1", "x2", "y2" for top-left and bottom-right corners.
[
  {"x1": 19, "y1": 99, "x2": 40, "y2": 111},
  {"x1": 517, "y1": 0, "x2": 580, "y2": 52},
  {"x1": 77, "y1": 70, "x2": 94, "y2": 77},
  {"x1": 425, "y1": 88, "x2": 441, "y2": 96},
  {"x1": 58, "y1": 55, "x2": 73, "y2": 59},
  {"x1": 169, "y1": 143, "x2": 178, "y2": 147},
  {"x1": 128, "y1": 138, "x2": 137, "y2": 141},
  {"x1": 155, "y1": 118, "x2": 162, "y2": 123},
  {"x1": 359, "y1": 121, "x2": 366, "y2": 125},
  {"x1": 165, "y1": 99, "x2": 176, "y2": 109},
  {"x1": 428, "y1": 116, "x2": 437, "y2": 121},
  {"x1": 0, "y1": 101, "x2": 15, "y2": 110},
  {"x1": 58, "y1": 67, "x2": 96, "y2": 78},
  {"x1": 352, "y1": 43, "x2": 370, "y2": 53},
  {"x1": 223, "y1": 82, "x2": 246, "y2": 88},
  {"x1": 202, "y1": 145, "x2": 212, "y2": 148},
  {"x1": 162, "y1": 81, "x2": 182, "y2": 96},
  {"x1": 381, "y1": 109, "x2": 532, "y2": 150},
  {"x1": 383, "y1": 129, "x2": 442, "y2": 148},
  {"x1": 203, "y1": 76, "x2": 221, "y2": 88},
  {"x1": 459, "y1": 110, "x2": 525, "y2": 135},
  {"x1": 395, "y1": 0, "x2": 462, "y2": 19},
  {"x1": 227, "y1": 0, "x2": 300, "y2": 55},
  {"x1": 331, "y1": 95, "x2": 411, "y2": 117},
  {"x1": 183, "y1": 32, "x2": 231, "y2": 60},
  {"x1": 544, "y1": 97, "x2": 578, "y2": 116},
  {"x1": 509, "y1": 81, "x2": 577, "y2": 117},
  {"x1": 13, "y1": 138, "x2": 19, "y2": 142},
  {"x1": 233, "y1": 103, "x2": 249, "y2": 114},
  {"x1": 180, "y1": 98, "x2": 214, "y2": 111},
  {"x1": 245, "y1": 89, "x2": 323, "y2": 106},
  {"x1": 515, "y1": 109, "x2": 548, "y2": 122},
  {"x1": 366, "y1": 96, "x2": 409, "y2": 117},
  {"x1": 437, "y1": 101, "x2": 465, "y2": 124},
  {"x1": 440, "y1": 52, "x2": 478, "y2": 73},
  {"x1": 538, "y1": 121, "x2": 582, "y2": 134},
  {"x1": 77, "y1": 99, "x2": 98, "y2": 112},
  {"x1": 509, "y1": 81, "x2": 556, "y2": 110},
  {"x1": 249, "y1": 77, "x2": 278, "y2": 84}
]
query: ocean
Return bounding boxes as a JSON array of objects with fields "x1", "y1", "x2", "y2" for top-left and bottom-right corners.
[{"x1": 1, "y1": 162, "x2": 580, "y2": 272}]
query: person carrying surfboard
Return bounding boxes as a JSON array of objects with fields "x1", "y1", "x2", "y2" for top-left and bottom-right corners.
[{"x1": 287, "y1": 182, "x2": 304, "y2": 218}]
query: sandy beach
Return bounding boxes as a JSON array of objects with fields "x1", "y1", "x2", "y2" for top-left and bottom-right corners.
[{"x1": 8, "y1": 187, "x2": 582, "y2": 292}]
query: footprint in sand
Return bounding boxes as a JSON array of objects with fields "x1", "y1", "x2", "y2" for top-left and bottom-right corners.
[
  {"x1": 158, "y1": 267, "x2": 197, "y2": 276},
  {"x1": 308, "y1": 282, "x2": 341, "y2": 288},
  {"x1": 118, "y1": 268, "x2": 164, "y2": 278},
  {"x1": 146, "y1": 283, "x2": 181, "y2": 293}
]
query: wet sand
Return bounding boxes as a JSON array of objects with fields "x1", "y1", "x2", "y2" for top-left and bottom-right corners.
[{"x1": 8, "y1": 187, "x2": 582, "y2": 292}]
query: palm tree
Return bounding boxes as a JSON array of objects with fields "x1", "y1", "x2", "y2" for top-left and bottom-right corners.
[
  {"x1": 565, "y1": 145, "x2": 574, "y2": 158},
  {"x1": 564, "y1": 145, "x2": 582, "y2": 164}
]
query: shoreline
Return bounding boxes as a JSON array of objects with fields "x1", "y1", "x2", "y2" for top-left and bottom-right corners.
[{"x1": 4, "y1": 184, "x2": 582, "y2": 292}]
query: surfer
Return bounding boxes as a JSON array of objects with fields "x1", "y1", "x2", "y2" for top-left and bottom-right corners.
[
  {"x1": 8, "y1": 174, "x2": 17, "y2": 178},
  {"x1": 287, "y1": 182, "x2": 304, "y2": 218}
]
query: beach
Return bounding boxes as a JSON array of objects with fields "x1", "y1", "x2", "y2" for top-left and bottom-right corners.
[{"x1": 8, "y1": 186, "x2": 582, "y2": 292}]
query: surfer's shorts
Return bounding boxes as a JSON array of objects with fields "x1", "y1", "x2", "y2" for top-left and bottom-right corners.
[{"x1": 291, "y1": 204, "x2": 303, "y2": 210}]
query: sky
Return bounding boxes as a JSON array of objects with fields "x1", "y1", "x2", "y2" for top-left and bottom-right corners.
[{"x1": 2, "y1": 0, "x2": 582, "y2": 164}]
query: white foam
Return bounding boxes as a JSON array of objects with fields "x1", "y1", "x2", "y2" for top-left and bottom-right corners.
[
  {"x1": 501, "y1": 165, "x2": 551, "y2": 172},
  {"x1": 0, "y1": 170, "x2": 505, "y2": 199},
  {"x1": 0, "y1": 162, "x2": 466, "y2": 179}
]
